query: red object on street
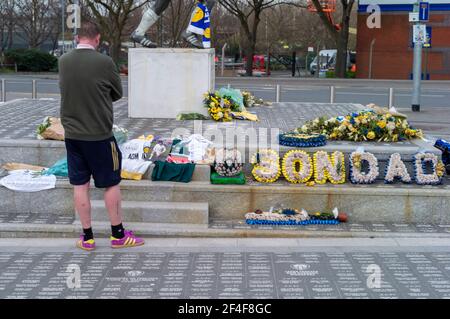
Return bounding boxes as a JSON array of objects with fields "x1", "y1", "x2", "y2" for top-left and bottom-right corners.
[{"x1": 241, "y1": 55, "x2": 269, "y2": 74}]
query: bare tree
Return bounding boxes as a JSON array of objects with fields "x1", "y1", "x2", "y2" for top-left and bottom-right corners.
[
  {"x1": 14, "y1": 0, "x2": 59, "y2": 49},
  {"x1": 162, "y1": 0, "x2": 197, "y2": 47},
  {"x1": 0, "y1": 1, "x2": 16, "y2": 53},
  {"x1": 219, "y1": 0, "x2": 303, "y2": 76},
  {"x1": 81, "y1": 0, "x2": 150, "y2": 64},
  {"x1": 310, "y1": 0, "x2": 355, "y2": 78}
]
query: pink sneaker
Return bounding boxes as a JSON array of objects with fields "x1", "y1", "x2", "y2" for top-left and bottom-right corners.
[
  {"x1": 111, "y1": 230, "x2": 145, "y2": 249},
  {"x1": 76, "y1": 235, "x2": 96, "y2": 251}
]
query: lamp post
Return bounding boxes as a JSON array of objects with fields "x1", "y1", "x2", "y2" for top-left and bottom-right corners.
[
  {"x1": 411, "y1": 1, "x2": 425, "y2": 112},
  {"x1": 61, "y1": 0, "x2": 65, "y2": 54},
  {"x1": 73, "y1": 0, "x2": 79, "y2": 48}
]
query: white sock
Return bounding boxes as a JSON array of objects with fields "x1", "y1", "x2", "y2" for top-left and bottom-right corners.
[{"x1": 133, "y1": 8, "x2": 159, "y2": 37}]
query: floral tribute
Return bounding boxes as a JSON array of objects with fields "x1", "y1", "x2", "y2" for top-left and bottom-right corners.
[
  {"x1": 242, "y1": 91, "x2": 271, "y2": 107},
  {"x1": 313, "y1": 151, "x2": 346, "y2": 184},
  {"x1": 298, "y1": 110, "x2": 423, "y2": 142},
  {"x1": 281, "y1": 150, "x2": 313, "y2": 183},
  {"x1": 214, "y1": 148, "x2": 244, "y2": 177},
  {"x1": 245, "y1": 207, "x2": 348, "y2": 226},
  {"x1": 250, "y1": 149, "x2": 281, "y2": 183},
  {"x1": 251, "y1": 149, "x2": 445, "y2": 186},
  {"x1": 204, "y1": 90, "x2": 270, "y2": 121},
  {"x1": 278, "y1": 132, "x2": 327, "y2": 148},
  {"x1": 384, "y1": 153, "x2": 412, "y2": 184},
  {"x1": 413, "y1": 152, "x2": 445, "y2": 185},
  {"x1": 349, "y1": 151, "x2": 379, "y2": 184},
  {"x1": 203, "y1": 92, "x2": 238, "y2": 122}
]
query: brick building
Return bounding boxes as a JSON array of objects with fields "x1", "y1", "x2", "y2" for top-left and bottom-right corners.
[{"x1": 357, "y1": 0, "x2": 450, "y2": 80}]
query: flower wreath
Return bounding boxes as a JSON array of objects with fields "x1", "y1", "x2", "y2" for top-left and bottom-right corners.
[
  {"x1": 384, "y1": 153, "x2": 412, "y2": 184},
  {"x1": 281, "y1": 150, "x2": 313, "y2": 183},
  {"x1": 413, "y1": 152, "x2": 444, "y2": 185},
  {"x1": 214, "y1": 148, "x2": 244, "y2": 177},
  {"x1": 245, "y1": 208, "x2": 345, "y2": 225},
  {"x1": 349, "y1": 151, "x2": 379, "y2": 184},
  {"x1": 278, "y1": 132, "x2": 327, "y2": 148},
  {"x1": 313, "y1": 151, "x2": 346, "y2": 184},
  {"x1": 251, "y1": 149, "x2": 281, "y2": 183}
]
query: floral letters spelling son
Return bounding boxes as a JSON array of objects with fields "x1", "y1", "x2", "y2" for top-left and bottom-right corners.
[{"x1": 251, "y1": 149, "x2": 445, "y2": 186}]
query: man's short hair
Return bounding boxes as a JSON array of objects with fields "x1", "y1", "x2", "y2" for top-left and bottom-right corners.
[{"x1": 78, "y1": 21, "x2": 100, "y2": 39}]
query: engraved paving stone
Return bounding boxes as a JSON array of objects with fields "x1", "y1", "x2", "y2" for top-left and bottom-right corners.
[{"x1": 1, "y1": 251, "x2": 450, "y2": 299}]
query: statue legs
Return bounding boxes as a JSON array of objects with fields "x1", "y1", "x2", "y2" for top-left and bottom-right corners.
[
  {"x1": 183, "y1": 0, "x2": 216, "y2": 49},
  {"x1": 131, "y1": 0, "x2": 171, "y2": 48},
  {"x1": 131, "y1": 0, "x2": 216, "y2": 49}
]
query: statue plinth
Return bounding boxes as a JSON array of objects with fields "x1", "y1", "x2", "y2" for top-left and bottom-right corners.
[{"x1": 128, "y1": 48, "x2": 215, "y2": 118}]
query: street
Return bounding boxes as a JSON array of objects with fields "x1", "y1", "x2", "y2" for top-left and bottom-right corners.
[{"x1": 1, "y1": 74, "x2": 449, "y2": 108}]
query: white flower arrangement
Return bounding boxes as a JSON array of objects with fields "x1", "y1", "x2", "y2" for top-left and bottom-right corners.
[
  {"x1": 245, "y1": 208, "x2": 343, "y2": 225},
  {"x1": 349, "y1": 151, "x2": 379, "y2": 184},
  {"x1": 313, "y1": 151, "x2": 346, "y2": 184},
  {"x1": 413, "y1": 152, "x2": 443, "y2": 185},
  {"x1": 251, "y1": 149, "x2": 281, "y2": 183},
  {"x1": 214, "y1": 148, "x2": 243, "y2": 177},
  {"x1": 244, "y1": 212, "x2": 307, "y2": 223},
  {"x1": 384, "y1": 153, "x2": 412, "y2": 184},
  {"x1": 281, "y1": 150, "x2": 313, "y2": 183}
]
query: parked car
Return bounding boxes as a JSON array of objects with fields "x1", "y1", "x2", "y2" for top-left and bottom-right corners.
[{"x1": 310, "y1": 50, "x2": 355, "y2": 75}]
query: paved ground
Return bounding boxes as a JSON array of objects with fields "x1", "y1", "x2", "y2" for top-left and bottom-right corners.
[
  {"x1": 1, "y1": 212, "x2": 450, "y2": 235},
  {"x1": 0, "y1": 98, "x2": 363, "y2": 140},
  {"x1": 2, "y1": 97, "x2": 449, "y2": 143},
  {"x1": 1, "y1": 238, "x2": 450, "y2": 299},
  {"x1": 1, "y1": 75, "x2": 450, "y2": 108}
]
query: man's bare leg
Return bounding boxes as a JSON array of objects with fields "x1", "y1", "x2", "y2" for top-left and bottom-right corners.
[
  {"x1": 131, "y1": 0, "x2": 171, "y2": 47},
  {"x1": 104, "y1": 184, "x2": 123, "y2": 227},
  {"x1": 74, "y1": 182, "x2": 92, "y2": 229}
]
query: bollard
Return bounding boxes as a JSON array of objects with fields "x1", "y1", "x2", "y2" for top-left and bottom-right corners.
[
  {"x1": 32, "y1": 80, "x2": 37, "y2": 99},
  {"x1": 276, "y1": 84, "x2": 281, "y2": 103},
  {"x1": 330, "y1": 86, "x2": 335, "y2": 104},
  {"x1": 227, "y1": 83, "x2": 231, "y2": 89},
  {"x1": 388, "y1": 88, "x2": 394, "y2": 108},
  {"x1": 1, "y1": 79, "x2": 5, "y2": 102}
]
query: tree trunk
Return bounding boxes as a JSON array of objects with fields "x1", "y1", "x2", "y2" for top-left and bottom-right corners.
[
  {"x1": 7, "y1": 26, "x2": 13, "y2": 50},
  {"x1": 244, "y1": 42, "x2": 255, "y2": 76},
  {"x1": 244, "y1": 11, "x2": 261, "y2": 77},
  {"x1": 110, "y1": 39, "x2": 122, "y2": 65},
  {"x1": 335, "y1": 8, "x2": 350, "y2": 78}
]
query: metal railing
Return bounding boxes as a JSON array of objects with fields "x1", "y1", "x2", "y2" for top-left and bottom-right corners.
[
  {"x1": 226, "y1": 82, "x2": 397, "y2": 105},
  {"x1": 0, "y1": 78, "x2": 399, "y2": 106}
]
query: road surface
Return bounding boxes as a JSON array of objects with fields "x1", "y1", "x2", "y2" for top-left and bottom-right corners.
[{"x1": 1, "y1": 75, "x2": 449, "y2": 108}]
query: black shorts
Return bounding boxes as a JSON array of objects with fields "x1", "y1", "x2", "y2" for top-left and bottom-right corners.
[{"x1": 65, "y1": 136, "x2": 122, "y2": 188}]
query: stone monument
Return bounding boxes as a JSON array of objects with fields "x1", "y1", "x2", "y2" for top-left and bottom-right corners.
[
  {"x1": 128, "y1": 0, "x2": 217, "y2": 118},
  {"x1": 128, "y1": 48, "x2": 215, "y2": 118}
]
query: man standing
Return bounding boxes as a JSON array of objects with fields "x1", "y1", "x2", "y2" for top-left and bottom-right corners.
[{"x1": 59, "y1": 21, "x2": 144, "y2": 251}]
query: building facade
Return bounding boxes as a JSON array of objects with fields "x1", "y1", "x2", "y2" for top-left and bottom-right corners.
[{"x1": 357, "y1": 0, "x2": 450, "y2": 80}]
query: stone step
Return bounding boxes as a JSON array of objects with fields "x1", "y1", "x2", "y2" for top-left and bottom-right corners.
[
  {"x1": 1, "y1": 220, "x2": 450, "y2": 239},
  {"x1": 83, "y1": 200, "x2": 209, "y2": 225},
  {"x1": 2, "y1": 179, "x2": 450, "y2": 223},
  {"x1": 1, "y1": 138, "x2": 441, "y2": 182},
  {"x1": 0, "y1": 139, "x2": 211, "y2": 182}
]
